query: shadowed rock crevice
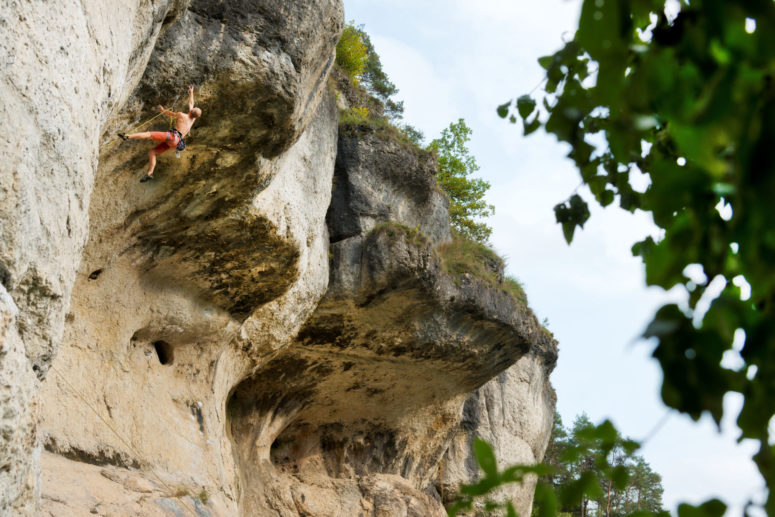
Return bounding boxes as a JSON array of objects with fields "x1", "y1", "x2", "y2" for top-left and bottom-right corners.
[
  {"x1": 43, "y1": 438, "x2": 142, "y2": 470},
  {"x1": 134, "y1": 213, "x2": 299, "y2": 320},
  {"x1": 153, "y1": 340, "x2": 173, "y2": 365}
]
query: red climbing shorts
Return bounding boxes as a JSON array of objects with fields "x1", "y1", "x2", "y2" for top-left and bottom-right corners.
[{"x1": 150, "y1": 130, "x2": 181, "y2": 154}]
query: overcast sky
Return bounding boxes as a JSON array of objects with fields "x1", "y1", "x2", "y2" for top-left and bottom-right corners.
[{"x1": 342, "y1": 1, "x2": 765, "y2": 515}]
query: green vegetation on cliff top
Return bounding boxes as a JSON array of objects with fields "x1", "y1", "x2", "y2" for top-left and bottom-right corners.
[
  {"x1": 337, "y1": 23, "x2": 531, "y2": 318},
  {"x1": 336, "y1": 24, "x2": 494, "y2": 244}
]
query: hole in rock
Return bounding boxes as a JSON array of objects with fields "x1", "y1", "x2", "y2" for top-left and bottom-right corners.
[
  {"x1": 269, "y1": 429, "x2": 313, "y2": 473},
  {"x1": 270, "y1": 436, "x2": 291, "y2": 465},
  {"x1": 153, "y1": 341, "x2": 173, "y2": 365},
  {"x1": 88, "y1": 269, "x2": 103, "y2": 280}
]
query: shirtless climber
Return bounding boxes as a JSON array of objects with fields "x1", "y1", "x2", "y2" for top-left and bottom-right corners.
[{"x1": 119, "y1": 85, "x2": 201, "y2": 182}]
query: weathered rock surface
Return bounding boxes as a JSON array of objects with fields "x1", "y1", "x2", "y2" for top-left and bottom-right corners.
[
  {"x1": 2, "y1": 0, "x2": 342, "y2": 514},
  {"x1": 440, "y1": 353, "x2": 557, "y2": 516},
  {"x1": 328, "y1": 131, "x2": 451, "y2": 246},
  {"x1": 1, "y1": 1, "x2": 190, "y2": 511},
  {"x1": 1, "y1": 1, "x2": 558, "y2": 516},
  {"x1": 222, "y1": 127, "x2": 557, "y2": 515}
]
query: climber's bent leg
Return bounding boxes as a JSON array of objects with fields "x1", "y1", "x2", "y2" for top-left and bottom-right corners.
[{"x1": 126, "y1": 131, "x2": 169, "y2": 141}]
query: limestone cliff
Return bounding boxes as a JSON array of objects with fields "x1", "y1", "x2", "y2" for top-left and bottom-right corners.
[{"x1": 0, "y1": 1, "x2": 557, "y2": 516}]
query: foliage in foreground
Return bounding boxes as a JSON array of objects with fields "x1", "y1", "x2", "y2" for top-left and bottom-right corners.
[
  {"x1": 539, "y1": 413, "x2": 664, "y2": 517},
  {"x1": 449, "y1": 417, "x2": 684, "y2": 517},
  {"x1": 430, "y1": 119, "x2": 495, "y2": 244},
  {"x1": 495, "y1": 0, "x2": 775, "y2": 513}
]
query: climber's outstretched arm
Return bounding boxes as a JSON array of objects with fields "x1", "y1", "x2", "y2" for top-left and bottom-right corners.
[
  {"x1": 157, "y1": 105, "x2": 174, "y2": 117},
  {"x1": 157, "y1": 105, "x2": 184, "y2": 119},
  {"x1": 188, "y1": 85, "x2": 195, "y2": 112}
]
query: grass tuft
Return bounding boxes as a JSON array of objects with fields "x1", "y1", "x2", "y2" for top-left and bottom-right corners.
[
  {"x1": 368, "y1": 221, "x2": 429, "y2": 247},
  {"x1": 438, "y1": 234, "x2": 502, "y2": 284},
  {"x1": 438, "y1": 233, "x2": 530, "y2": 309},
  {"x1": 504, "y1": 275, "x2": 528, "y2": 306}
]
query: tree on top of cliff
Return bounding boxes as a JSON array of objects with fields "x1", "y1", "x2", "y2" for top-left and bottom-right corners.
[
  {"x1": 336, "y1": 24, "x2": 369, "y2": 81},
  {"x1": 336, "y1": 23, "x2": 425, "y2": 146},
  {"x1": 492, "y1": 0, "x2": 775, "y2": 514},
  {"x1": 355, "y1": 26, "x2": 405, "y2": 121},
  {"x1": 337, "y1": 23, "x2": 404, "y2": 121},
  {"x1": 429, "y1": 119, "x2": 494, "y2": 244}
]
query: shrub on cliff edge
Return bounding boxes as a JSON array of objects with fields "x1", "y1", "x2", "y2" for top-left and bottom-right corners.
[{"x1": 336, "y1": 23, "x2": 368, "y2": 82}]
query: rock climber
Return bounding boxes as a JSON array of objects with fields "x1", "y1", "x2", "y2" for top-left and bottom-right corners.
[{"x1": 119, "y1": 85, "x2": 201, "y2": 182}]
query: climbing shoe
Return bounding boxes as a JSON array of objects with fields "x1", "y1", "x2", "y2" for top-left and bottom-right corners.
[
  {"x1": 118, "y1": 133, "x2": 128, "y2": 141},
  {"x1": 139, "y1": 175, "x2": 153, "y2": 183}
]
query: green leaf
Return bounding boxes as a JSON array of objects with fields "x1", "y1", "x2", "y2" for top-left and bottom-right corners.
[
  {"x1": 532, "y1": 483, "x2": 558, "y2": 517},
  {"x1": 577, "y1": 0, "x2": 625, "y2": 61},
  {"x1": 612, "y1": 465, "x2": 630, "y2": 489},
  {"x1": 678, "y1": 499, "x2": 727, "y2": 517},
  {"x1": 538, "y1": 55, "x2": 554, "y2": 69},
  {"x1": 506, "y1": 502, "x2": 517, "y2": 517},
  {"x1": 709, "y1": 39, "x2": 731, "y2": 65},
  {"x1": 599, "y1": 189, "x2": 615, "y2": 207},
  {"x1": 446, "y1": 500, "x2": 471, "y2": 517},
  {"x1": 460, "y1": 477, "x2": 500, "y2": 497},
  {"x1": 473, "y1": 438, "x2": 498, "y2": 478},
  {"x1": 497, "y1": 101, "x2": 511, "y2": 119},
  {"x1": 524, "y1": 115, "x2": 541, "y2": 135},
  {"x1": 621, "y1": 438, "x2": 640, "y2": 455},
  {"x1": 568, "y1": 194, "x2": 591, "y2": 226},
  {"x1": 554, "y1": 195, "x2": 590, "y2": 244},
  {"x1": 517, "y1": 95, "x2": 537, "y2": 119}
]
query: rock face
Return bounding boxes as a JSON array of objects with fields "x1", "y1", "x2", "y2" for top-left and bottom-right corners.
[
  {"x1": 223, "y1": 128, "x2": 557, "y2": 516},
  {"x1": 441, "y1": 355, "x2": 557, "y2": 516},
  {"x1": 0, "y1": 1, "x2": 557, "y2": 516},
  {"x1": 1, "y1": 1, "x2": 190, "y2": 512}
]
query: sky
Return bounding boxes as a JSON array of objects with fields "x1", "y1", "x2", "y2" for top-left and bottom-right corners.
[{"x1": 342, "y1": 1, "x2": 765, "y2": 514}]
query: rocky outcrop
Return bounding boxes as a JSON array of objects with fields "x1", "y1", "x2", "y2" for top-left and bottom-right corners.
[
  {"x1": 1, "y1": 1, "x2": 557, "y2": 516},
  {"x1": 222, "y1": 128, "x2": 557, "y2": 515}
]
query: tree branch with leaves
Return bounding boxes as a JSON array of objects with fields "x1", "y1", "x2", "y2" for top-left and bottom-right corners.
[{"x1": 495, "y1": 0, "x2": 775, "y2": 513}]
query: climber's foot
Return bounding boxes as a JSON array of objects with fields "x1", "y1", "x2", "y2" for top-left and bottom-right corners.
[
  {"x1": 140, "y1": 175, "x2": 153, "y2": 183},
  {"x1": 118, "y1": 132, "x2": 128, "y2": 141}
]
